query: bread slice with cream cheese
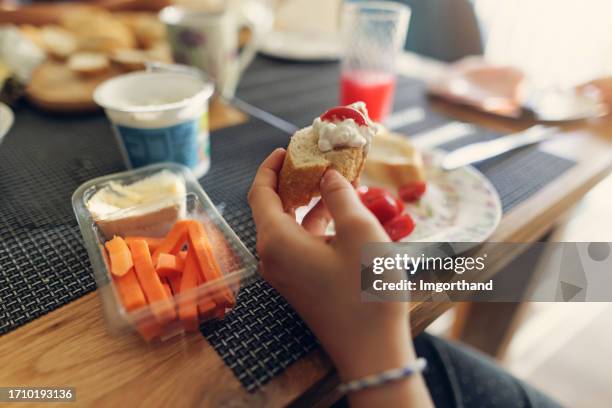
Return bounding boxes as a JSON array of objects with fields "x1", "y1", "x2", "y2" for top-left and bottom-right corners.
[{"x1": 278, "y1": 126, "x2": 366, "y2": 211}]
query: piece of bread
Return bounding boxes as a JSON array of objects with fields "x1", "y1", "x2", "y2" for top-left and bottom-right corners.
[
  {"x1": 61, "y1": 9, "x2": 136, "y2": 53},
  {"x1": 364, "y1": 130, "x2": 425, "y2": 187},
  {"x1": 278, "y1": 127, "x2": 366, "y2": 210},
  {"x1": 110, "y1": 49, "x2": 148, "y2": 72},
  {"x1": 20, "y1": 25, "x2": 44, "y2": 50},
  {"x1": 115, "y1": 12, "x2": 167, "y2": 49},
  {"x1": 67, "y1": 52, "x2": 110, "y2": 76},
  {"x1": 40, "y1": 25, "x2": 77, "y2": 59},
  {"x1": 146, "y1": 42, "x2": 173, "y2": 64}
]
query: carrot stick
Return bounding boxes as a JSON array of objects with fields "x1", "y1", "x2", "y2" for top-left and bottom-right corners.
[
  {"x1": 212, "y1": 305, "x2": 226, "y2": 319},
  {"x1": 178, "y1": 249, "x2": 200, "y2": 331},
  {"x1": 128, "y1": 239, "x2": 175, "y2": 324},
  {"x1": 196, "y1": 288, "x2": 224, "y2": 320},
  {"x1": 137, "y1": 319, "x2": 162, "y2": 342},
  {"x1": 105, "y1": 236, "x2": 133, "y2": 277},
  {"x1": 198, "y1": 299, "x2": 217, "y2": 318},
  {"x1": 125, "y1": 236, "x2": 164, "y2": 253},
  {"x1": 167, "y1": 251, "x2": 186, "y2": 294},
  {"x1": 155, "y1": 253, "x2": 184, "y2": 278},
  {"x1": 162, "y1": 282, "x2": 173, "y2": 298},
  {"x1": 113, "y1": 267, "x2": 146, "y2": 311},
  {"x1": 193, "y1": 263, "x2": 219, "y2": 318},
  {"x1": 151, "y1": 220, "x2": 190, "y2": 263},
  {"x1": 203, "y1": 219, "x2": 240, "y2": 270},
  {"x1": 168, "y1": 274, "x2": 181, "y2": 295},
  {"x1": 187, "y1": 220, "x2": 235, "y2": 306}
]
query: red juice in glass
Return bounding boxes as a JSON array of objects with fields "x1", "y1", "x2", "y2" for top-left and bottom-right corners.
[{"x1": 340, "y1": 70, "x2": 396, "y2": 122}]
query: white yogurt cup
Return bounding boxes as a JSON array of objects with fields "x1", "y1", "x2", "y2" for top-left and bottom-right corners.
[{"x1": 94, "y1": 71, "x2": 214, "y2": 178}]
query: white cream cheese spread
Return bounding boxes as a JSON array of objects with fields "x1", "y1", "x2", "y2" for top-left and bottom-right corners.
[{"x1": 314, "y1": 102, "x2": 378, "y2": 153}]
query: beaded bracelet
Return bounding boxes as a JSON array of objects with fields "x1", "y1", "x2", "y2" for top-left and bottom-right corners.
[{"x1": 338, "y1": 358, "x2": 427, "y2": 394}]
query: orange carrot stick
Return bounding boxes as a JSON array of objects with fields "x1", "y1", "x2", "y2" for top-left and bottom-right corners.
[
  {"x1": 193, "y1": 264, "x2": 218, "y2": 318},
  {"x1": 105, "y1": 236, "x2": 133, "y2": 277},
  {"x1": 187, "y1": 221, "x2": 235, "y2": 306},
  {"x1": 137, "y1": 319, "x2": 162, "y2": 342},
  {"x1": 155, "y1": 253, "x2": 185, "y2": 278},
  {"x1": 113, "y1": 267, "x2": 146, "y2": 311},
  {"x1": 198, "y1": 299, "x2": 217, "y2": 318},
  {"x1": 178, "y1": 249, "x2": 200, "y2": 331},
  {"x1": 128, "y1": 239, "x2": 176, "y2": 324},
  {"x1": 151, "y1": 220, "x2": 190, "y2": 263},
  {"x1": 203, "y1": 219, "x2": 241, "y2": 270},
  {"x1": 212, "y1": 305, "x2": 226, "y2": 319},
  {"x1": 162, "y1": 282, "x2": 173, "y2": 298},
  {"x1": 125, "y1": 236, "x2": 164, "y2": 253},
  {"x1": 168, "y1": 274, "x2": 181, "y2": 295},
  {"x1": 167, "y1": 251, "x2": 186, "y2": 294}
]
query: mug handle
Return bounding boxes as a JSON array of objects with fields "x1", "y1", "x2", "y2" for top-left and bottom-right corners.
[{"x1": 234, "y1": 16, "x2": 260, "y2": 85}]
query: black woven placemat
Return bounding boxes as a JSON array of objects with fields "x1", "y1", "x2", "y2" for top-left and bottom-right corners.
[
  {"x1": 434, "y1": 129, "x2": 576, "y2": 213},
  {"x1": 0, "y1": 110, "x2": 124, "y2": 334},
  {"x1": 0, "y1": 57, "x2": 576, "y2": 394}
]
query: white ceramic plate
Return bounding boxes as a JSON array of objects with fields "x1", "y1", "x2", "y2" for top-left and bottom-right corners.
[
  {"x1": 296, "y1": 152, "x2": 502, "y2": 249},
  {"x1": 0, "y1": 102, "x2": 14, "y2": 144},
  {"x1": 372, "y1": 152, "x2": 502, "y2": 245},
  {"x1": 259, "y1": 30, "x2": 342, "y2": 61}
]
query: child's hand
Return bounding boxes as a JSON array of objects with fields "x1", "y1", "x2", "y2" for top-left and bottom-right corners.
[{"x1": 248, "y1": 149, "x2": 415, "y2": 380}]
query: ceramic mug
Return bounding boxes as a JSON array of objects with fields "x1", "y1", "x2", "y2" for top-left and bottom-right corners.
[{"x1": 160, "y1": 6, "x2": 259, "y2": 99}]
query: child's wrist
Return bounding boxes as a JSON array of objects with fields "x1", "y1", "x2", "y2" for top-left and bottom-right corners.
[{"x1": 333, "y1": 324, "x2": 416, "y2": 382}]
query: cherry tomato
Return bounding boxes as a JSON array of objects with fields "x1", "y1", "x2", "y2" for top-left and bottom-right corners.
[
  {"x1": 320, "y1": 106, "x2": 367, "y2": 126},
  {"x1": 383, "y1": 214, "x2": 415, "y2": 241},
  {"x1": 395, "y1": 197, "x2": 405, "y2": 213},
  {"x1": 357, "y1": 186, "x2": 387, "y2": 207},
  {"x1": 366, "y1": 195, "x2": 400, "y2": 224},
  {"x1": 358, "y1": 186, "x2": 402, "y2": 222},
  {"x1": 399, "y1": 181, "x2": 427, "y2": 203}
]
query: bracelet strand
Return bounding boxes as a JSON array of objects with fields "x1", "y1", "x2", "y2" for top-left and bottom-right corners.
[{"x1": 338, "y1": 358, "x2": 427, "y2": 394}]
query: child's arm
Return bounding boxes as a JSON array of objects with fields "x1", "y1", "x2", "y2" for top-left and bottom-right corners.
[{"x1": 249, "y1": 149, "x2": 433, "y2": 407}]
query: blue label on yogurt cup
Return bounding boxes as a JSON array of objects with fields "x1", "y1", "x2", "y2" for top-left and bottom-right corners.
[{"x1": 114, "y1": 117, "x2": 210, "y2": 177}]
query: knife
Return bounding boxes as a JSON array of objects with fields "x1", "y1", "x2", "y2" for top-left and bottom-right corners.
[{"x1": 440, "y1": 125, "x2": 559, "y2": 171}]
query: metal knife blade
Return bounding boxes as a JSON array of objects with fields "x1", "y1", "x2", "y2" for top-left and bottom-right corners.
[{"x1": 440, "y1": 125, "x2": 559, "y2": 171}]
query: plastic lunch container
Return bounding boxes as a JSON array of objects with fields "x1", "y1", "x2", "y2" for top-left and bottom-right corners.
[{"x1": 72, "y1": 162, "x2": 257, "y2": 341}]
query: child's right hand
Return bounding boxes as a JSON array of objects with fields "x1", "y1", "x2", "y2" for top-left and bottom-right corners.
[{"x1": 248, "y1": 149, "x2": 416, "y2": 381}]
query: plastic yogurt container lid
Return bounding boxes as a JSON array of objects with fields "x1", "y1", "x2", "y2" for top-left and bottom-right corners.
[{"x1": 93, "y1": 71, "x2": 214, "y2": 114}]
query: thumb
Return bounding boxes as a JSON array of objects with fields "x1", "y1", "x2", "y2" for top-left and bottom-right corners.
[{"x1": 320, "y1": 169, "x2": 376, "y2": 235}]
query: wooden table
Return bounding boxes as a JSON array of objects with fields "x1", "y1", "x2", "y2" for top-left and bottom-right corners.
[{"x1": 1, "y1": 53, "x2": 611, "y2": 408}]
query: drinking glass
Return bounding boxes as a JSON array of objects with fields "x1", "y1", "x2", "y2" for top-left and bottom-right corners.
[{"x1": 340, "y1": 1, "x2": 411, "y2": 122}]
